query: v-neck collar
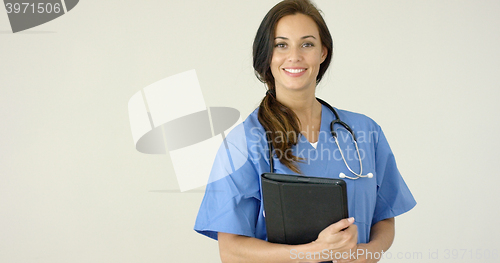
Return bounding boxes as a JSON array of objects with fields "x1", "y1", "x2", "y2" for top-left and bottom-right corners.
[{"x1": 297, "y1": 103, "x2": 329, "y2": 149}]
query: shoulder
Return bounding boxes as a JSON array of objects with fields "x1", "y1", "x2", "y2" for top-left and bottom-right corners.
[
  {"x1": 335, "y1": 108, "x2": 381, "y2": 131},
  {"x1": 332, "y1": 108, "x2": 384, "y2": 145},
  {"x1": 242, "y1": 107, "x2": 264, "y2": 130},
  {"x1": 241, "y1": 107, "x2": 267, "y2": 142},
  {"x1": 219, "y1": 107, "x2": 267, "y2": 158},
  {"x1": 222, "y1": 107, "x2": 264, "y2": 140}
]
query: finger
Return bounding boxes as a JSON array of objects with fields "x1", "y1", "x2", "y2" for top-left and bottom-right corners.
[
  {"x1": 326, "y1": 217, "x2": 355, "y2": 233},
  {"x1": 347, "y1": 227, "x2": 359, "y2": 245},
  {"x1": 334, "y1": 227, "x2": 357, "y2": 251},
  {"x1": 344, "y1": 224, "x2": 358, "y2": 236},
  {"x1": 337, "y1": 258, "x2": 358, "y2": 263}
]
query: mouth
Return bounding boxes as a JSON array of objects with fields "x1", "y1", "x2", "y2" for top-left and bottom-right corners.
[
  {"x1": 283, "y1": 68, "x2": 306, "y2": 74},
  {"x1": 282, "y1": 67, "x2": 307, "y2": 77}
]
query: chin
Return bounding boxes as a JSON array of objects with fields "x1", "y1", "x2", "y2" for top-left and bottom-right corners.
[{"x1": 280, "y1": 82, "x2": 314, "y2": 92}]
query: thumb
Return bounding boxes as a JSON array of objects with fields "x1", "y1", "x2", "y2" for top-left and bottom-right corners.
[{"x1": 326, "y1": 217, "x2": 355, "y2": 233}]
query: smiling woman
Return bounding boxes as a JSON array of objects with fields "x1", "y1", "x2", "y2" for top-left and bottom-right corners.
[
  {"x1": 194, "y1": 0, "x2": 416, "y2": 262},
  {"x1": 255, "y1": 1, "x2": 333, "y2": 174}
]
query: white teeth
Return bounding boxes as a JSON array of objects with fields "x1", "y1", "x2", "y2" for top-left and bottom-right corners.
[{"x1": 284, "y1": 68, "x2": 305, "y2": 73}]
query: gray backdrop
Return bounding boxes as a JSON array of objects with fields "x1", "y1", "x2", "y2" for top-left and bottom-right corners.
[{"x1": 1, "y1": 0, "x2": 499, "y2": 262}]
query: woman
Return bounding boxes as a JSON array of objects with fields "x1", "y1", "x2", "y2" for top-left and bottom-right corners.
[{"x1": 194, "y1": 0, "x2": 416, "y2": 262}]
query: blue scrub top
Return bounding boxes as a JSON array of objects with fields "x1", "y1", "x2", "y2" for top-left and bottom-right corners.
[{"x1": 194, "y1": 104, "x2": 416, "y2": 244}]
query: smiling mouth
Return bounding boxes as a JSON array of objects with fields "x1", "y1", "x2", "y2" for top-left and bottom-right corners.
[{"x1": 283, "y1": 68, "x2": 306, "y2": 73}]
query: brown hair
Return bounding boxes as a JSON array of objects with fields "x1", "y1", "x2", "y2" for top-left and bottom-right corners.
[{"x1": 253, "y1": 0, "x2": 333, "y2": 173}]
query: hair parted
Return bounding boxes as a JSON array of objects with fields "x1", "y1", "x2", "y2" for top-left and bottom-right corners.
[{"x1": 253, "y1": 0, "x2": 333, "y2": 173}]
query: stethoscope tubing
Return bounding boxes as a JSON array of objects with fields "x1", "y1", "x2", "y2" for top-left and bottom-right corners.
[{"x1": 266, "y1": 97, "x2": 372, "y2": 180}]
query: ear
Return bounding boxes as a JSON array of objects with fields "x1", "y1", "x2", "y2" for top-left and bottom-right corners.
[{"x1": 320, "y1": 45, "x2": 328, "y2": 63}]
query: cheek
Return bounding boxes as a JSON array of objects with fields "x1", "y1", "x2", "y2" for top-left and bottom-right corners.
[
  {"x1": 311, "y1": 51, "x2": 324, "y2": 64},
  {"x1": 271, "y1": 53, "x2": 282, "y2": 68},
  {"x1": 308, "y1": 53, "x2": 324, "y2": 72},
  {"x1": 270, "y1": 56, "x2": 282, "y2": 74}
]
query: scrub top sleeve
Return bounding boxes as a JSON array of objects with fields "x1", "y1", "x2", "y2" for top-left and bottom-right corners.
[
  {"x1": 372, "y1": 126, "x2": 416, "y2": 225},
  {"x1": 194, "y1": 136, "x2": 261, "y2": 241}
]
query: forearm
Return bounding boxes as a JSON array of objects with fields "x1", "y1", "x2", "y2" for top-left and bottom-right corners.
[
  {"x1": 218, "y1": 232, "x2": 326, "y2": 263},
  {"x1": 366, "y1": 217, "x2": 395, "y2": 254}
]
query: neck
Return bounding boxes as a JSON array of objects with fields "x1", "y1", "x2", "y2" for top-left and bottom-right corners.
[{"x1": 275, "y1": 86, "x2": 322, "y2": 130}]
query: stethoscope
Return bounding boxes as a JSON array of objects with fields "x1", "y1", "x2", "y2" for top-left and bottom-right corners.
[{"x1": 267, "y1": 97, "x2": 373, "y2": 180}]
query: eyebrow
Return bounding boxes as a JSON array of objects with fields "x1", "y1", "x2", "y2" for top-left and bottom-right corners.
[{"x1": 274, "y1": 35, "x2": 317, "y2": 40}]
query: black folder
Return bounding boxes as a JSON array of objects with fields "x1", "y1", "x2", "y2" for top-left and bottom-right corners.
[{"x1": 261, "y1": 173, "x2": 348, "y2": 245}]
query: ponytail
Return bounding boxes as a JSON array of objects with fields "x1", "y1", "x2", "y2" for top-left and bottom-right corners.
[{"x1": 257, "y1": 89, "x2": 304, "y2": 174}]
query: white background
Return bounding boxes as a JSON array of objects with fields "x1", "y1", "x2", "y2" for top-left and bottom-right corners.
[{"x1": 1, "y1": 0, "x2": 499, "y2": 262}]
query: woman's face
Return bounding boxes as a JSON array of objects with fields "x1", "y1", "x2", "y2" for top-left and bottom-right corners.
[{"x1": 271, "y1": 13, "x2": 327, "y2": 94}]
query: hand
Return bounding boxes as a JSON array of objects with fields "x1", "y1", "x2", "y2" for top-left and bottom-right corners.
[
  {"x1": 312, "y1": 217, "x2": 358, "y2": 262},
  {"x1": 337, "y1": 243, "x2": 381, "y2": 263}
]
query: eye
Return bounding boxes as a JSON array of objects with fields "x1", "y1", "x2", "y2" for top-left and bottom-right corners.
[
  {"x1": 302, "y1": 42, "x2": 314, "y2": 48},
  {"x1": 275, "y1": 43, "x2": 287, "y2": 48}
]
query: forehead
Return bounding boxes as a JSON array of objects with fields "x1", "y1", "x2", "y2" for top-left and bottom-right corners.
[{"x1": 274, "y1": 13, "x2": 320, "y2": 39}]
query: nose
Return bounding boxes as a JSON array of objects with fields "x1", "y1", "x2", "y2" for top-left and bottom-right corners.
[{"x1": 287, "y1": 46, "x2": 303, "y2": 62}]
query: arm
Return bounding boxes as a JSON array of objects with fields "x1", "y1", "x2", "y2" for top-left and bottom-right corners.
[
  {"x1": 367, "y1": 217, "x2": 395, "y2": 254},
  {"x1": 218, "y1": 233, "x2": 303, "y2": 263},
  {"x1": 347, "y1": 217, "x2": 395, "y2": 263},
  {"x1": 218, "y1": 218, "x2": 358, "y2": 263}
]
